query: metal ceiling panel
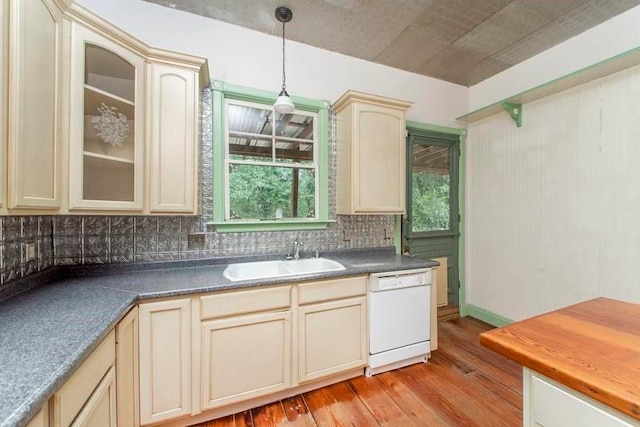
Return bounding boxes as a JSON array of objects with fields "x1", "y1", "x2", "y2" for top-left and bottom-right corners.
[
  {"x1": 142, "y1": 0, "x2": 640, "y2": 86},
  {"x1": 412, "y1": 0, "x2": 513, "y2": 44},
  {"x1": 328, "y1": 0, "x2": 433, "y2": 60},
  {"x1": 454, "y1": 2, "x2": 549, "y2": 57},
  {"x1": 374, "y1": 24, "x2": 448, "y2": 72}
]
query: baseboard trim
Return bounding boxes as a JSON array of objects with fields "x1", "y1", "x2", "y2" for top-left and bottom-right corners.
[{"x1": 462, "y1": 304, "x2": 513, "y2": 327}]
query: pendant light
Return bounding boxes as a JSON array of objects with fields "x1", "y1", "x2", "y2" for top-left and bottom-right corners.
[{"x1": 273, "y1": 6, "x2": 295, "y2": 114}]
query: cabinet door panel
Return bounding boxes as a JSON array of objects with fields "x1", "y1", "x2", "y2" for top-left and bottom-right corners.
[
  {"x1": 70, "y1": 366, "x2": 117, "y2": 427},
  {"x1": 354, "y1": 103, "x2": 405, "y2": 212},
  {"x1": 26, "y1": 407, "x2": 48, "y2": 427},
  {"x1": 116, "y1": 306, "x2": 139, "y2": 427},
  {"x1": 201, "y1": 311, "x2": 292, "y2": 409},
  {"x1": 139, "y1": 299, "x2": 191, "y2": 424},
  {"x1": 299, "y1": 297, "x2": 367, "y2": 383},
  {"x1": 8, "y1": 0, "x2": 61, "y2": 208},
  {"x1": 68, "y1": 23, "x2": 144, "y2": 210},
  {"x1": 0, "y1": 1, "x2": 7, "y2": 210},
  {"x1": 529, "y1": 372, "x2": 637, "y2": 427},
  {"x1": 149, "y1": 64, "x2": 198, "y2": 213},
  {"x1": 54, "y1": 331, "x2": 115, "y2": 427}
]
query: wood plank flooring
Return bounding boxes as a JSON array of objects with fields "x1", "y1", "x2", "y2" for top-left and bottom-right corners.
[{"x1": 191, "y1": 317, "x2": 522, "y2": 427}]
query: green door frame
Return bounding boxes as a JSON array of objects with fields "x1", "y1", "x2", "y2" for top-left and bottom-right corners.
[{"x1": 404, "y1": 122, "x2": 462, "y2": 308}]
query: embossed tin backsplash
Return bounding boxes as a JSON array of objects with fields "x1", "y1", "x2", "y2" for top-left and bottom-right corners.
[{"x1": 0, "y1": 89, "x2": 395, "y2": 290}]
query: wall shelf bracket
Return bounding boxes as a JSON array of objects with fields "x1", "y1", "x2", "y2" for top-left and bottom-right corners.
[{"x1": 501, "y1": 102, "x2": 522, "y2": 127}]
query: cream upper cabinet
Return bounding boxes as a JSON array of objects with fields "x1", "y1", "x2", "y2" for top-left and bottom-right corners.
[
  {"x1": 138, "y1": 298, "x2": 192, "y2": 425},
  {"x1": 147, "y1": 63, "x2": 199, "y2": 213},
  {"x1": 333, "y1": 91, "x2": 412, "y2": 214},
  {"x1": 297, "y1": 276, "x2": 368, "y2": 383},
  {"x1": 68, "y1": 22, "x2": 145, "y2": 211},
  {"x1": 0, "y1": 1, "x2": 7, "y2": 211},
  {"x1": 7, "y1": 0, "x2": 62, "y2": 209},
  {"x1": 61, "y1": 3, "x2": 208, "y2": 214}
]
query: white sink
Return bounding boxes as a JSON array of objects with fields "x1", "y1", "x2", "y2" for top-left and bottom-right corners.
[{"x1": 223, "y1": 258, "x2": 346, "y2": 282}]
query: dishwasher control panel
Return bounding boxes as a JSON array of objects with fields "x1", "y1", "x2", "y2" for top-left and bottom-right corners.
[{"x1": 369, "y1": 269, "x2": 431, "y2": 292}]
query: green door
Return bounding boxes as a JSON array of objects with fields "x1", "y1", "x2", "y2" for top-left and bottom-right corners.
[{"x1": 403, "y1": 128, "x2": 460, "y2": 308}]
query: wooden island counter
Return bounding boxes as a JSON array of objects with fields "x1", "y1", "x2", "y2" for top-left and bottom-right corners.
[{"x1": 480, "y1": 297, "x2": 640, "y2": 426}]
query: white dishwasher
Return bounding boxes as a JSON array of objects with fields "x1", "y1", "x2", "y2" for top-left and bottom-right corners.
[{"x1": 366, "y1": 268, "x2": 431, "y2": 376}]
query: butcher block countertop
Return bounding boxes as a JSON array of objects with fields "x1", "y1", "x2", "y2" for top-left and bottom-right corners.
[{"x1": 479, "y1": 297, "x2": 640, "y2": 421}]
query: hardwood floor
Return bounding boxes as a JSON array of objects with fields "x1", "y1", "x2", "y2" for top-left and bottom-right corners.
[{"x1": 191, "y1": 317, "x2": 522, "y2": 427}]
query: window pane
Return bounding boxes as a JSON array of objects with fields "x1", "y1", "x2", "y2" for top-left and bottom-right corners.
[
  {"x1": 411, "y1": 144, "x2": 450, "y2": 232},
  {"x1": 275, "y1": 140, "x2": 313, "y2": 165},
  {"x1": 229, "y1": 164, "x2": 315, "y2": 220},
  {"x1": 228, "y1": 104, "x2": 273, "y2": 135},
  {"x1": 228, "y1": 134, "x2": 273, "y2": 162},
  {"x1": 274, "y1": 112, "x2": 314, "y2": 140}
]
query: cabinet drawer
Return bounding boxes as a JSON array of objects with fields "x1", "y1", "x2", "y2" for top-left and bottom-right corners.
[
  {"x1": 530, "y1": 372, "x2": 638, "y2": 427},
  {"x1": 298, "y1": 276, "x2": 367, "y2": 304},
  {"x1": 54, "y1": 331, "x2": 115, "y2": 427},
  {"x1": 201, "y1": 286, "x2": 291, "y2": 319}
]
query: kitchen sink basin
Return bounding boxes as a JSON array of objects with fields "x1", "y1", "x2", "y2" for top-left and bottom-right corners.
[{"x1": 223, "y1": 258, "x2": 346, "y2": 282}]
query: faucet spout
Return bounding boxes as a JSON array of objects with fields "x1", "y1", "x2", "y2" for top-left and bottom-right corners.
[{"x1": 292, "y1": 238, "x2": 304, "y2": 260}]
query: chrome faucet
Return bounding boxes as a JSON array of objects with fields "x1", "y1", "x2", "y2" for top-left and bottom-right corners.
[{"x1": 292, "y1": 238, "x2": 304, "y2": 260}]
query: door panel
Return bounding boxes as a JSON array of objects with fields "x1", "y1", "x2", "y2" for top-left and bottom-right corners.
[{"x1": 404, "y1": 129, "x2": 460, "y2": 307}]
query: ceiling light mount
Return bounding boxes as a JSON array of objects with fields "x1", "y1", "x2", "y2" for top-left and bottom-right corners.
[
  {"x1": 275, "y1": 6, "x2": 292, "y2": 23},
  {"x1": 273, "y1": 6, "x2": 295, "y2": 114}
]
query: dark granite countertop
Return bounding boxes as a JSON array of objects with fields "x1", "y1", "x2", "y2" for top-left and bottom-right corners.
[{"x1": 0, "y1": 248, "x2": 437, "y2": 427}]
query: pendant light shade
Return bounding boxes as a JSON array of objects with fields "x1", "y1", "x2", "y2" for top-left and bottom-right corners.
[
  {"x1": 274, "y1": 89, "x2": 295, "y2": 113},
  {"x1": 274, "y1": 6, "x2": 294, "y2": 113}
]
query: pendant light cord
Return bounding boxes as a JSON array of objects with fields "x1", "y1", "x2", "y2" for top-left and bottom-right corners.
[{"x1": 281, "y1": 20, "x2": 287, "y2": 91}]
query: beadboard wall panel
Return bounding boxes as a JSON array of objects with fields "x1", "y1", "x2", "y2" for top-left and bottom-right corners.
[{"x1": 466, "y1": 65, "x2": 640, "y2": 321}]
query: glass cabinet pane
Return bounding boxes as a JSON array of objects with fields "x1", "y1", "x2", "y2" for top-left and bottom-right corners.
[{"x1": 82, "y1": 43, "x2": 136, "y2": 202}]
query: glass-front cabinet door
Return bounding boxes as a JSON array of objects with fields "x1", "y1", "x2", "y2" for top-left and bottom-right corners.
[{"x1": 69, "y1": 23, "x2": 144, "y2": 210}]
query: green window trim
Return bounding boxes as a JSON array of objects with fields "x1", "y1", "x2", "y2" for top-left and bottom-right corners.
[{"x1": 210, "y1": 80, "x2": 332, "y2": 233}]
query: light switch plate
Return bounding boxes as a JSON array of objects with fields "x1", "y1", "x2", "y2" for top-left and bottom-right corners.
[{"x1": 25, "y1": 242, "x2": 36, "y2": 262}]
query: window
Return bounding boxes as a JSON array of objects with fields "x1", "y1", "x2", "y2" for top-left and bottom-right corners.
[{"x1": 211, "y1": 81, "x2": 332, "y2": 232}]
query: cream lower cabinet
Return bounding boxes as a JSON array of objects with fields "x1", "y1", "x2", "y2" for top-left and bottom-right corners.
[
  {"x1": 199, "y1": 285, "x2": 292, "y2": 411},
  {"x1": 136, "y1": 278, "x2": 367, "y2": 426},
  {"x1": 52, "y1": 331, "x2": 116, "y2": 427},
  {"x1": 201, "y1": 311, "x2": 292, "y2": 409},
  {"x1": 524, "y1": 368, "x2": 640, "y2": 427},
  {"x1": 26, "y1": 407, "x2": 48, "y2": 427},
  {"x1": 298, "y1": 276, "x2": 368, "y2": 383},
  {"x1": 138, "y1": 299, "x2": 192, "y2": 425},
  {"x1": 116, "y1": 306, "x2": 140, "y2": 427}
]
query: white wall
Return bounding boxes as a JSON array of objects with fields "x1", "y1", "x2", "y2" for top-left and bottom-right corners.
[
  {"x1": 466, "y1": 64, "x2": 640, "y2": 321},
  {"x1": 469, "y1": 5, "x2": 640, "y2": 111},
  {"x1": 78, "y1": 0, "x2": 468, "y2": 128}
]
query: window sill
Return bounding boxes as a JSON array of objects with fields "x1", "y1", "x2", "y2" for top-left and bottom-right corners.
[{"x1": 209, "y1": 219, "x2": 335, "y2": 233}]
